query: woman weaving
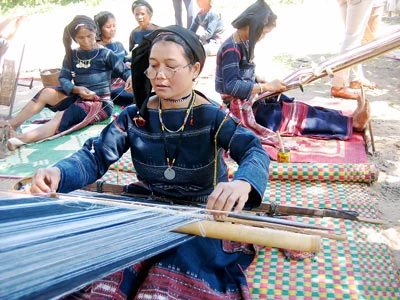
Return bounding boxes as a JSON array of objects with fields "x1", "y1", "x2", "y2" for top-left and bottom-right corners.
[
  {"x1": 28, "y1": 25, "x2": 270, "y2": 299},
  {"x1": 216, "y1": 0, "x2": 371, "y2": 147},
  {"x1": 1, "y1": 15, "x2": 132, "y2": 151}
]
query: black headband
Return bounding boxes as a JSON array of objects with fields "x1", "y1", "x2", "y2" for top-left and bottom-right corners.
[
  {"x1": 131, "y1": 25, "x2": 206, "y2": 119},
  {"x1": 65, "y1": 15, "x2": 97, "y2": 41}
]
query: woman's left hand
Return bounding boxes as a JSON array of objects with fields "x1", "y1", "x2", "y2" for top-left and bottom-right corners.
[
  {"x1": 206, "y1": 180, "x2": 251, "y2": 219},
  {"x1": 125, "y1": 76, "x2": 133, "y2": 93}
]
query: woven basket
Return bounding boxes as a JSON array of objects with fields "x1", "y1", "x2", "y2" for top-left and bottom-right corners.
[{"x1": 40, "y1": 68, "x2": 60, "y2": 87}]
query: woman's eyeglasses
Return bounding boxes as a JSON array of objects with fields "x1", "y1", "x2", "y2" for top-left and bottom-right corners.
[{"x1": 144, "y1": 63, "x2": 191, "y2": 79}]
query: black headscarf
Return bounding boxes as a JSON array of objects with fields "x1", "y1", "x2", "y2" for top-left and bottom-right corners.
[
  {"x1": 131, "y1": 25, "x2": 206, "y2": 119},
  {"x1": 63, "y1": 15, "x2": 97, "y2": 69},
  {"x1": 231, "y1": 0, "x2": 277, "y2": 61}
]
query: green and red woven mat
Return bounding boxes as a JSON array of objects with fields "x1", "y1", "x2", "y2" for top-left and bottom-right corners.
[
  {"x1": 247, "y1": 179, "x2": 399, "y2": 299},
  {"x1": 108, "y1": 153, "x2": 378, "y2": 183},
  {"x1": 96, "y1": 167, "x2": 399, "y2": 299}
]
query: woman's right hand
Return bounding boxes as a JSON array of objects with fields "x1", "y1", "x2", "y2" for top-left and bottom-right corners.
[
  {"x1": 28, "y1": 167, "x2": 61, "y2": 194},
  {"x1": 73, "y1": 86, "x2": 97, "y2": 100},
  {"x1": 267, "y1": 79, "x2": 287, "y2": 92}
]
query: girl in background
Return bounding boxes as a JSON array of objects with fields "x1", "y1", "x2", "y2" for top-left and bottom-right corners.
[{"x1": 95, "y1": 11, "x2": 135, "y2": 106}]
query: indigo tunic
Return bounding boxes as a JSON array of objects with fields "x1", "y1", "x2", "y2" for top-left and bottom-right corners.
[{"x1": 56, "y1": 99, "x2": 270, "y2": 299}]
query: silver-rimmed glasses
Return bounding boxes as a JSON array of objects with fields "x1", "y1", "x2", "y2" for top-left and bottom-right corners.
[{"x1": 144, "y1": 63, "x2": 191, "y2": 79}]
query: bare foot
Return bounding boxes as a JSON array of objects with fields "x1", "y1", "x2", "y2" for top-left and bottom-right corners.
[
  {"x1": 352, "y1": 93, "x2": 365, "y2": 118},
  {"x1": 353, "y1": 98, "x2": 371, "y2": 131}
]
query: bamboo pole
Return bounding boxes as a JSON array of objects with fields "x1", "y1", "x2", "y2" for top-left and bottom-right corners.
[{"x1": 175, "y1": 220, "x2": 321, "y2": 252}]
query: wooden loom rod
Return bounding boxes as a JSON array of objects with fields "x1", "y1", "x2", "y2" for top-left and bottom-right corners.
[
  {"x1": 10, "y1": 177, "x2": 389, "y2": 225},
  {"x1": 223, "y1": 217, "x2": 347, "y2": 241}
]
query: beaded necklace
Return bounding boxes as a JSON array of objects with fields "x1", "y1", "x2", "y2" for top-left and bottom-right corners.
[
  {"x1": 76, "y1": 46, "x2": 100, "y2": 69},
  {"x1": 159, "y1": 92, "x2": 196, "y2": 180},
  {"x1": 158, "y1": 91, "x2": 194, "y2": 133},
  {"x1": 162, "y1": 92, "x2": 192, "y2": 104}
]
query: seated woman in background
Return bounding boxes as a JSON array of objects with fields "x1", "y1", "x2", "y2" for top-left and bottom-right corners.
[
  {"x1": 215, "y1": 0, "x2": 370, "y2": 148},
  {"x1": 28, "y1": 25, "x2": 270, "y2": 299},
  {"x1": 95, "y1": 11, "x2": 135, "y2": 106},
  {"x1": 129, "y1": 0, "x2": 159, "y2": 52},
  {"x1": 2, "y1": 15, "x2": 132, "y2": 151},
  {"x1": 189, "y1": 0, "x2": 225, "y2": 56}
]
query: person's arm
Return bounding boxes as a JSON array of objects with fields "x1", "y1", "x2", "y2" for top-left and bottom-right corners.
[
  {"x1": 0, "y1": 16, "x2": 24, "y2": 40},
  {"x1": 0, "y1": 18, "x2": 13, "y2": 33},
  {"x1": 50, "y1": 108, "x2": 132, "y2": 193},
  {"x1": 189, "y1": 13, "x2": 200, "y2": 33},
  {"x1": 129, "y1": 29, "x2": 137, "y2": 52},
  {"x1": 198, "y1": 11, "x2": 220, "y2": 43},
  {"x1": 253, "y1": 79, "x2": 286, "y2": 95},
  {"x1": 58, "y1": 54, "x2": 98, "y2": 100},
  {"x1": 218, "y1": 46, "x2": 253, "y2": 100},
  {"x1": 58, "y1": 56, "x2": 75, "y2": 95},
  {"x1": 106, "y1": 49, "x2": 132, "y2": 84},
  {"x1": 206, "y1": 110, "x2": 270, "y2": 216}
]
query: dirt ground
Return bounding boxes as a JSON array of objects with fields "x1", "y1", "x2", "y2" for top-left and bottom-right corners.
[{"x1": 2, "y1": 0, "x2": 400, "y2": 274}]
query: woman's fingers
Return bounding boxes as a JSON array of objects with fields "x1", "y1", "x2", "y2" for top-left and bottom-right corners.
[{"x1": 207, "y1": 180, "x2": 251, "y2": 219}]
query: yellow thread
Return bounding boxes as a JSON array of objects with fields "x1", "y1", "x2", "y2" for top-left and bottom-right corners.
[
  {"x1": 213, "y1": 112, "x2": 230, "y2": 187},
  {"x1": 197, "y1": 221, "x2": 207, "y2": 237}
]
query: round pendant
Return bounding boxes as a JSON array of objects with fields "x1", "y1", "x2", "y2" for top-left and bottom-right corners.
[
  {"x1": 164, "y1": 167, "x2": 176, "y2": 180},
  {"x1": 76, "y1": 63, "x2": 81, "y2": 68}
]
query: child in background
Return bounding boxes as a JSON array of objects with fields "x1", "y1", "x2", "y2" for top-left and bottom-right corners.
[{"x1": 189, "y1": 0, "x2": 225, "y2": 56}]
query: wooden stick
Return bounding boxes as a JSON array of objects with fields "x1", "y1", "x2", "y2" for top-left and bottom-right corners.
[
  {"x1": 223, "y1": 216, "x2": 347, "y2": 241},
  {"x1": 176, "y1": 220, "x2": 321, "y2": 252},
  {"x1": 276, "y1": 131, "x2": 285, "y2": 152}
]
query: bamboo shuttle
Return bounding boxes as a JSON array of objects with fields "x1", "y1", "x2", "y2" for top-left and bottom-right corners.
[{"x1": 175, "y1": 220, "x2": 321, "y2": 252}]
